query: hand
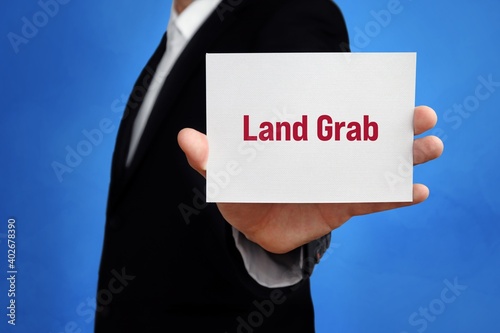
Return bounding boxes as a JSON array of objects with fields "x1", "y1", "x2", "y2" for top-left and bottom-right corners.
[{"x1": 178, "y1": 106, "x2": 444, "y2": 254}]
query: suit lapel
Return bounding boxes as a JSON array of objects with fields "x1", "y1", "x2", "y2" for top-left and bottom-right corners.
[
  {"x1": 106, "y1": 33, "x2": 167, "y2": 212},
  {"x1": 107, "y1": 0, "x2": 251, "y2": 212},
  {"x1": 121, "y1": 0, "x2": 249, "y2": 188}
]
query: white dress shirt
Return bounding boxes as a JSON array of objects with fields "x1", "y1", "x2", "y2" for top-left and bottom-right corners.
[
  {"x1": 126, "y1": 0, "x2": 222, "y2": 166},
  {"x1": 126, "y1": 0, "x2": 304, "y2": 288}
]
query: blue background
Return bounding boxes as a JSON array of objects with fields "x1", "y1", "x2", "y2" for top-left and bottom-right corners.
[{"x1": 1, "y1": 0, "x2": 499, "y2": 332}]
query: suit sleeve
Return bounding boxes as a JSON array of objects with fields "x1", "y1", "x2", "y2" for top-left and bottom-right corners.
[
  {"x1": 254, "y1": 0, "x2": 350, "y2": 53},
  {"x1": 229, "y1": 0, "x2": 350, "y2": 288}
]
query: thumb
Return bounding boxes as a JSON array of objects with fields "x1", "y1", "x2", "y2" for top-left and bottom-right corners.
[{"x1": 177, "y1": 128, "x2": 208, "y2": 177}]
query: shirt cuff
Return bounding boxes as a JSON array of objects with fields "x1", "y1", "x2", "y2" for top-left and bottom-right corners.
[
  {"x1": 231, "y1": 227, "x2": 303, "y2": 288},
  {"x1": 231, "y1": 227, "x2": 332, "y2": 288}
]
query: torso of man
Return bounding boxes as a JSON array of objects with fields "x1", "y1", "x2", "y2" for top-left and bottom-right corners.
[{"x1": 94, "y1": 1, "x2": 349, "y2": 332}]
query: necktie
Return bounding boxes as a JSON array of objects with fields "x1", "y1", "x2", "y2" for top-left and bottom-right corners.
[{"x1": 125, "y1": 18, "x2": 185, "y2": 167}]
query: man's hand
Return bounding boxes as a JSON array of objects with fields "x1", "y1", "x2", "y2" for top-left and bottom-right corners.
[{"x1": 177, "y1": 106, "x2": 444, "y2": 254}]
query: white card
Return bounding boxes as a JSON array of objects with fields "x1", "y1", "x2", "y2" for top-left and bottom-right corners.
[{"x1": 206, "y1": 52, "x2": 415, "y2": 203}]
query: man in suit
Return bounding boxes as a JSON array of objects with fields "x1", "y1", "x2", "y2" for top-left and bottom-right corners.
[{"x1": 94, "y1": 0, "x2": 443, "y2": 332}]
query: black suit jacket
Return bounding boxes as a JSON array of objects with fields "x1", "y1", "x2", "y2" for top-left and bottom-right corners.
[{"x1": 94, "y1": 0, "x2": 349, "y2": 332}]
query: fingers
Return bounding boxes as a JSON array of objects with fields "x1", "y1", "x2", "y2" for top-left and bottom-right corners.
[
  {"x1": 177, "y1": 128, "x2": 208, "y2": 177},
  {"x1": 411, "y1": 183, "x2": 430, "y2": 203},
  {"x1": 348, "y1": 183, "x2": 430, "y2": 218},
  {"x1": 414, "y1": 105, "x2": 438, "y2": 135},
  {"x1": 413, "y1": 135, "x2": 444, "y2": 165}
]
